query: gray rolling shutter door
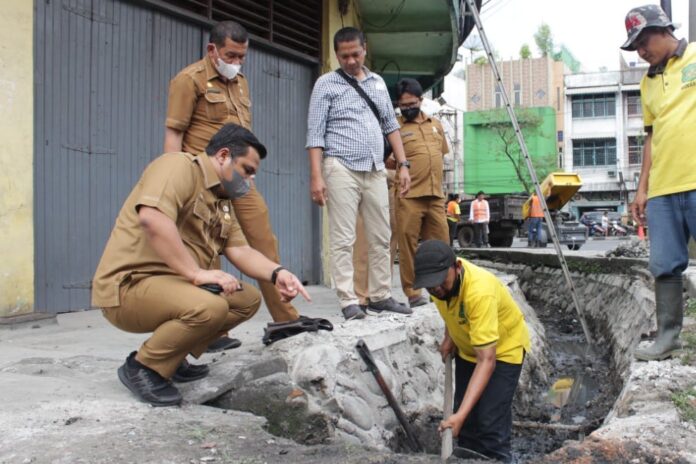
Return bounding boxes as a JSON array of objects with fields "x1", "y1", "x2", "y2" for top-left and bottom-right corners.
[{"x1": 34, "y1": 0, "x2": 318, "y2": 312}]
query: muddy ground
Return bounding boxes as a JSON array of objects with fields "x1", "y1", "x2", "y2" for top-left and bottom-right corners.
[
  {"x1": 511, "y1": 296, "x2": 620, "y2": 462},
  {"x1": 381, "y1": 293, "x2": 620, "y2": 462}
]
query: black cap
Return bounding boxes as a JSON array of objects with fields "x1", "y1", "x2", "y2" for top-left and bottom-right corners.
[{"x1": 413, "y1": 240, "x2": 456, "y2": 289}]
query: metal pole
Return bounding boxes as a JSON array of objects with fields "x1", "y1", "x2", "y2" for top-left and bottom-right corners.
[
  {"x1": 463, "y1": 0, "x2": 593, "y2": 346},
  {"x1": 690, "y1": 0, "x2": 696, "y2": 42}
]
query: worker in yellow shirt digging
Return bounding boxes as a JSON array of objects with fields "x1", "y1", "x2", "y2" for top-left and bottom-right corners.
[{"x1": 413, "y1": 240, "x2": 530, "y2": 462}]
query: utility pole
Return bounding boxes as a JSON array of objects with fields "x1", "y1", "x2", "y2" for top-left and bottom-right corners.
[{"x1": 690, "y1": 0, "x2": 696, "y2": 42}]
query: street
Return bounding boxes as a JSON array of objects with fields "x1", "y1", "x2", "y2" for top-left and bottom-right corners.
[{"x1": 508, "y1": 236, "x2": 626, "y2": 253}]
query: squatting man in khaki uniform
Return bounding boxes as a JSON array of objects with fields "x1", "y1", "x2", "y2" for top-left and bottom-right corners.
[
  {"x1": 165, "y1": 21, "x2": 300, "y2": 353},
  {"x1": 92, "y1": 124, "x2": 310, "y2": 407}
]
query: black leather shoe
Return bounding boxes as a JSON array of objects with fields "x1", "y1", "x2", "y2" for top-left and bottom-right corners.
[
  {"x1": 172, "y1": 359, "x2": 210, "y2": 383},
  {"x1": 117, "y1": 352, "x2": 182, "y2": 407},
  {"x1": 206, "y1": 336, "x2": 242, "y2": 353}
]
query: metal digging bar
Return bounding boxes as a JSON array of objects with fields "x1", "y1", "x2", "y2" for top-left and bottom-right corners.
[
  {"x1": 355, "y1": 339, "x2": 424, "y2": 453},
  {"x1": 462, "y1": 0, "x2": 593, "y2": 346}
]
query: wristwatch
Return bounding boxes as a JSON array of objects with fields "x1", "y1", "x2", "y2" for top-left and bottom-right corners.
[
  {"x1": 398, "y1": 160, "x2": 411, "y2": 169},
  {"x1": 271, "y1": 266, "x2": 286, "y2": 285}
]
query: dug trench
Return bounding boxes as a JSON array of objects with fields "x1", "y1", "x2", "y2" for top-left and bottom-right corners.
[{"x1": 198, "y1": 251, "x2": 680, "y2": 462}]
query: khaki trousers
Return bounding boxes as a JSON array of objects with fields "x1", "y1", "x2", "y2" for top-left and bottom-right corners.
[
  {"x1": 232, "y1": 186, "x2": 299, "y2": 322},
  {"x1": 324, "y1": 157, "x2": 392, "y2": 308},
  {"x1": 102, "y1": 275, "x2": 261, "y2": 379},
  {"x1": 397, "y1": 196, "x2": 450, "y2": 299},
  {"x1": 354, "y1": 172, "x2": 398, "y2": 305}
]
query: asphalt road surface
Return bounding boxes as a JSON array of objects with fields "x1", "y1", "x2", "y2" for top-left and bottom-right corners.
[{"x1": 509, "y1": 236, "x2": 624, "y2": 253}]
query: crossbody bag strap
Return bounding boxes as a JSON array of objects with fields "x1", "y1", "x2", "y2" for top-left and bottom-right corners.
[{"x1": 335, "y1": 69, "x2": 382, "y2": 126}]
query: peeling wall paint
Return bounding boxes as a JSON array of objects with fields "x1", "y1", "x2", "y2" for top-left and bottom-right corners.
[{"x1": 0, "y1": 2, "x2": 33, "y2": 317}]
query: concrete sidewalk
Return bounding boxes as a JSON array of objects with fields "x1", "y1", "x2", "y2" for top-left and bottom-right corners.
[{"x1": 1, "y1": 278, "x2": 441, "y2": 464}]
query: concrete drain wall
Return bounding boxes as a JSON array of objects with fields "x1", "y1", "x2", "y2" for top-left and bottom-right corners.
[
  {"x1": 205, "y1": 254, "x2": 657, "y2": 459},
  {"x1": 207, "y1": 276, "x2": 550, "y2": 452},
  {"x1": 470, "y1": 256, "x2": 654, "y2": 382}
]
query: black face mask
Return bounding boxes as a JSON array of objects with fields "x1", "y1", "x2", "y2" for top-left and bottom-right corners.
[{"x1": 401, "y1": 107, "x2": 420, "y2": 122}]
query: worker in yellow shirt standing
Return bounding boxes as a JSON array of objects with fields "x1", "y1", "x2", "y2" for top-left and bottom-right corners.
[
  {"x1": 621, "y1": 4, "x2": 696, "y2": 361},
  {"x1": 413, "y1": 240, "x2": 530, "y2": 462},
  {"x1": 446, "y1": 193, "x2": 461, "y2": 247}
]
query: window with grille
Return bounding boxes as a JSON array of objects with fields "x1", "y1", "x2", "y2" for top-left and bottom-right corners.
[
  {"x1": 513, "y1": 83, "x2": 521, "y2": 106},
  {"x1": 494, "y1": 84, "x2": 503, "y2": 108},
  {"x1": 572, "y1": 139, "x2": 617, "y2": 167},
  {"x1": 571, "y1": 94, "x2": 616, "y2": 118},
  {"x1": 160, "y1": 0, "x2": 321, "y2": 58},
  {"x1": 626, "y1": 91, "x2": 642, "y2": 116},
  {"x1": 628, "y1": 136, "x2": 643, "y2": 165}
]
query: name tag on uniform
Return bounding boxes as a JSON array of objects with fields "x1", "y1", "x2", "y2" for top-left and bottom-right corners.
[
  {"x1": 401, "y1": 131, "x2": 414, "y2": 138},
  {"x1": 206, "y1": 88, "x2": 221, "y2": 94}
]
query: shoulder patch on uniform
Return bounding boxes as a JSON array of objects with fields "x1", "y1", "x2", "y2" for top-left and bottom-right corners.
[{"x1": 682, "y1": 63, "x2": 696, "y2": 83}]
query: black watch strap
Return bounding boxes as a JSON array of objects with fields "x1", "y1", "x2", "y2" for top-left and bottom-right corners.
[{"x1": 271, "y1": 266, "x2": 286, "y2": 285}]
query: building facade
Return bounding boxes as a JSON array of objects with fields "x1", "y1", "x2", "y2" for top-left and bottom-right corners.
[
  {"x1": 562, "y1": 62, "x2": 646, "y2": 217},
  {"x1": 1, "y1": 0, "x2": 468, "y2": 318},
  {"x1": 463, "y1": 56, "x2": 565, "y2": 195},
  {"x1": 463, "y1": 107, "x2": 557, "y2": 194}
]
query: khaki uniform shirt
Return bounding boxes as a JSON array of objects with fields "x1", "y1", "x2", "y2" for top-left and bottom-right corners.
[
  {"x1": 397, "y1": 113, "x2": 448, "y2": 199},
  {"x1": 92, "y1": 152, "x2": 247, "y2": 308},
  {"x1": 166, "y1": 55, "x2": 252, "y2": 154}
]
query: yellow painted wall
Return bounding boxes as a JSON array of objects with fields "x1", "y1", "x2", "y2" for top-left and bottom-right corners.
[
  {"x1": 322, "y1": 0, "x2": 360, "y2": 73},
  {"x1": 0, "y1": 2, "x2": 34, "y2": 317}
]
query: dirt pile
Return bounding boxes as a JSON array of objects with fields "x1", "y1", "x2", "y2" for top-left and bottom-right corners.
[{"x1": 605, "y1": 237, "x2": 649, "y2": 258}]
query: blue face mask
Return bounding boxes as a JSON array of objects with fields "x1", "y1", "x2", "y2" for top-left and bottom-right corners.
[{"x1": 221, "y1": 169, "x2": 250, "y2": 199}]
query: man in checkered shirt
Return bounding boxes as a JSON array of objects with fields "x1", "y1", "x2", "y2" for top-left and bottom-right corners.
[{"x1": 306, "y1": 27, "x2": 413, "y2": 321}]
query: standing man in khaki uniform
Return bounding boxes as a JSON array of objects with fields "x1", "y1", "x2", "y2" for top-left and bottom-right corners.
[
  {"x1": 164, "y1": 21, "x2": 299, "y2": 352},
  {"x1": 394, "y1": 78, "x2": 450, "y2": 308},
  {"x1": 93, "y1": 124, "x2": 309, "y2": 407}
]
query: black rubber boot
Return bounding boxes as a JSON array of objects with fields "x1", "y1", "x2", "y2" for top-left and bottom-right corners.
[{"x1": 635, "y1": 275, "x2": 683, "y2": 361}]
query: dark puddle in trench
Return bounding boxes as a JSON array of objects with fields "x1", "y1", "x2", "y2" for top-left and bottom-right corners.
[
  {"x1": 511, "y1": 296, "x2": 619, "y2": 462},
  {"x1": 389, "y1": 296, "x2": 620, "y2": 462}
]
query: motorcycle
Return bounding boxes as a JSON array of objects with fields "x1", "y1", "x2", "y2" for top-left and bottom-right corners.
[
  {"x1": 586, "y1": 221, "x2": 606, "y2": 237},
  {"x1": 609, "y1": 220, "x2": 627, "y2": 237}
]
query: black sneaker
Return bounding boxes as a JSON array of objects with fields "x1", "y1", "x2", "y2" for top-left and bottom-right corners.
[
  {"x1": 172, "y1": 359, "x2": 210, "y2": 383},
  {"x1": 117, "y1": 352, "x2": 182, "y2": 407},
  {"x1": 342, "y1": 304, "x2": 367, "y2": 321},
  {"x1": 206, "y1": 336, "x2": 242, "y2": 353},
  {"x1": 367, "y1": 297, "x2": 413, "y2": 315}
]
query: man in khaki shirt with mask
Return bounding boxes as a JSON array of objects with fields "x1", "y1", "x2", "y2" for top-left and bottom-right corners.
[
  {"x1": 93, "y1": 124, "x2": 309, "y2": 407},
  {"x1": 395, "y1": 78, "x2": 450, "y2": 308},
  {"x1": 165, "y1": 21, "x2": 297, "y2": 352}
]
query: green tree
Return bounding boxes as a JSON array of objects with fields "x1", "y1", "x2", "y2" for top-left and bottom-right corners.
[
  {"x1": 479, "y1": 109, "x2": 556, "y2": 193},
  {"x1": 520, "y1": 44, "x2": 532, "y2": 59},
  {"x1": 534, "y1": 23, "x2": 554, "y2": 57}
]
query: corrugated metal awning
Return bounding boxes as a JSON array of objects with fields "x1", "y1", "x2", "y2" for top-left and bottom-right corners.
[{"x1": 566, "y1": 85, "x2": 619, "y2": 95}]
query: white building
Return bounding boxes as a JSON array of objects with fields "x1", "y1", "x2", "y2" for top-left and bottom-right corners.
[{"x1": 563, "y1": 60, "x2": 647, "y2": 217}]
